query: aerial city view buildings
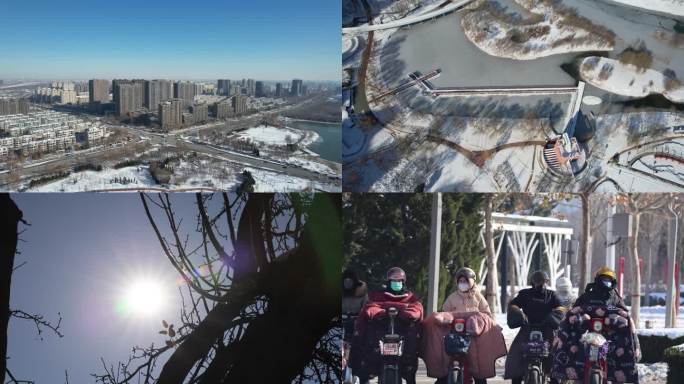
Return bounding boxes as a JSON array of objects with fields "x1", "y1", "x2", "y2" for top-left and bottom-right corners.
[{"x1": 0, "y1": 0, "x2": 340, "y2": 193}]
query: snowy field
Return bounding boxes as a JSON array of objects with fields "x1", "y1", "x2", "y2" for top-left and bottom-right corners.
[
  {"x1": 27, "y1": 166, "x2": 156, "y2": 192},
  {"x1": 236, "y1": 126, "x2": 319, "y2": 147},
  {"x1": 461, "y1": 1, "x2": 614, "y2": 61},
  {"x1": 25, "y1": 164, "x2": 341, "y2": 193},
  {"x1": 580, "y1": 57, "x2": 684, "y2": 103}
]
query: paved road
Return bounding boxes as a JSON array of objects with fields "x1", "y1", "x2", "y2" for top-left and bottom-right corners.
[
  {"x1": 342, "y1": 0, "x2": 475, "y2": 34},
  {"x1": 368, "y1": 360, "x2": 510, "y2": 384},
  {"x1": 0, "y1": 99, "x2": 341, "y2": 188}
]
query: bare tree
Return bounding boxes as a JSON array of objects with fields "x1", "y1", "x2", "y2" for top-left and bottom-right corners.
[
  {"x1": 93, "y1": 193, "x2": 341, "y2": 383},
  {"x1": 616, "y1": 194, "x2": 670, "y2": 327},
  {"x1": 0, "y1": 194, "x2": 22, "y2": 379},
  {"x1": 578, "y1": 192, "x2": 591, "y2": 294},
  {"x1": 484, "y1": 194, "x2": 500, "y2": 313},
  {"x1": 1, "y1": 194, "x2": 63, "y2": 383}
]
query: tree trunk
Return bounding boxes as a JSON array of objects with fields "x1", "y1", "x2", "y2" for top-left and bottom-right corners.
[
  {"x1": 484, "y1": 195, "x2": 500, "y2": 314},
  {"x1": 629, "y1": 213, "x2": 641, "y2": 327},
  {"x1": 0, "y1": 194, "x2": 23, "y2": 378},
  {"x1": 578, "y1": 193, "x2": 591, "y2": 294},
  {"x1": 156, "y1": 194, "x2": 341, "y2": 383}
]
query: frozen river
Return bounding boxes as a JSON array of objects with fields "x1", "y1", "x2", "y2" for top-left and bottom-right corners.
[{"x1": 377, "y1": 0, "x2": 684, "y2": 113}]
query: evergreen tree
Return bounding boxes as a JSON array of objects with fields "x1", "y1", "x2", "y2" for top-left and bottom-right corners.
[{"x1": 343, "y1": 193, "x2": 484, "y2": 304}]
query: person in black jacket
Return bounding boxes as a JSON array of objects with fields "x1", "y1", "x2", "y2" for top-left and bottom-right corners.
[
  {"x1": 504, "y1": 270, "x2": 566, "y2": 384},
  {"x1": 573, "y1": 266, "x2": 627, "y2": 310}
]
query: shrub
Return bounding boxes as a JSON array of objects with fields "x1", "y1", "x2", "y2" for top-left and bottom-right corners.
[
  {"x1": 663, "y1": 69, "x2": 682, "y2": 92},
  {"x1": 598, "y1": 63, "x2": 614, "y2": 81},
  {"x1": 73, "y1": 163, "x2": 102, "y2": 172},
  {"x1": 581, "y1": 57, "x2": 600, "y2": 72},
  {"x1": 638, "y1": 334, "x2": 684, "y2": 363},
  {"x1": 664, "y1": 343, "x2": 684, "y2": 384},
  {"x1": 617, "y1": 41, "x2": 653, "y2": 72},
  {"x1": 113, "y1": 159, "x2": 143, "y2": 169}
]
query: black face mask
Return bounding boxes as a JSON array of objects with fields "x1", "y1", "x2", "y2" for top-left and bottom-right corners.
[{"x1": 533, "y1": 284, "x2": 546, "y2": 293}]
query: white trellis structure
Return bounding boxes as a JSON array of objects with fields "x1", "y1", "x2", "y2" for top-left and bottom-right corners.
[{"x1": 478, "y1": 213, "x2": 574, "y2": 311}]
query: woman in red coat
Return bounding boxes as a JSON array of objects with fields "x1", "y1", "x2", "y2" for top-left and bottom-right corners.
[{"x1": 351, "y1": 267, "x2": 424, "y2": 384}]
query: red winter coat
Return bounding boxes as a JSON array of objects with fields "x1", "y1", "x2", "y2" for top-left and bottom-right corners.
[{"x1": 350, "y1": 290, "x2": 424, "y2": 375}]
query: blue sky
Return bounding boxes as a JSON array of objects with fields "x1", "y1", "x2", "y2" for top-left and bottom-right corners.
[
  {"x1": 0, "y1": 0, "x2": 340, "y2": 80},
  {"x1": 6, "y1": 193, "x2": 208, "y2": 382}
]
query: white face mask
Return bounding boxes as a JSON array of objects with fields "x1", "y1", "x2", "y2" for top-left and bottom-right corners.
[{"x1": 458, "y1": 283, "x2": 470, "y2": 292}]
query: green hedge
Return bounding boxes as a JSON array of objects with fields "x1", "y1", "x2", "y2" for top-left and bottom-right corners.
[
  {"x1": 637, "y1": 334, "x2": 684, "y2": 363},
  {"x1": 664, "y1": 344, "x2": 684, "y2": 384}
]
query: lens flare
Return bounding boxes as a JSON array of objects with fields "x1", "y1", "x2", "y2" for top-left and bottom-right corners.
[{"x1": 119, "y1": 278, "x2": 166, "y2": 317}]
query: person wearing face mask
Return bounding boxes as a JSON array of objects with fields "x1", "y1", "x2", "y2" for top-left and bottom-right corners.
[
  {"x1": 573, "y1": 266, "x2": 626, "y2": 310},
  {"x1": 422, "y1": 267, "x2": 506, "y2": 384},
  {"x1": 555, "y1": 277, "x2": 576, "y2": 310},
  {"x1": 504, "y1": 270, "x2": 565, "y2": 384},
  {"x1": 351, "y1": 267, "x2": 424, "y2": 384},
  {"x1": 551, "y1": 267, "x2": 641, "y2": 382}
]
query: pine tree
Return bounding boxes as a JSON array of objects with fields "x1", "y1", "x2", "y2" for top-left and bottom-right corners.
[{"x1": 343, "y1": 194, "x2": 484, "y2": 303}]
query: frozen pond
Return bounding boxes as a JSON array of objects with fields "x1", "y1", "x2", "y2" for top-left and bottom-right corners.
[
  {"x1": 380, "y1": 6, "x2": 577, "y2": 89},
  {"x1": 378, "y1": 0, "x2": 684, "y2": 109}
]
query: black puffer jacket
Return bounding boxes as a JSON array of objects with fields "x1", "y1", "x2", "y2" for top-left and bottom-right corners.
[
  {"x1": 574, "y1": 282, "x2": 627, "y2": 311},
  {"x1": 508, "y1": 287, "x2": 564, "y2": 327}
]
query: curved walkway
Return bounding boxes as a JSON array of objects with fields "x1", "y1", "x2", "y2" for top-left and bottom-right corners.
[{"x1": 342, "y1": 0, "x2": 475, "y2": 35}]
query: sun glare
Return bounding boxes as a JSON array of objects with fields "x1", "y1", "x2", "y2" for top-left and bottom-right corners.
[{"x1": 121, "y1": 278, "x2": 166, "y2": 317}]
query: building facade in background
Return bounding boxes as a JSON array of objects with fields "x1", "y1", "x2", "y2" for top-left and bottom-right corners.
[
  {"x1": 88, "y1": 79, "x2": 110, "y2": 104},
  {"x1": 232, "y1": 94, "x2": 247, "y2": 115},
  {"x1": 145, "y1": 80, "x2": 173, "y2": 111},
  {"x1": 159, "y1": 99, "x2": 183, "y2": 131},
  {"x1": 291, "y1": 79, "x2": 303, "y2": 97},
  {"x1": 174, "y1": 81, "x2": 197, "y2": 104}
]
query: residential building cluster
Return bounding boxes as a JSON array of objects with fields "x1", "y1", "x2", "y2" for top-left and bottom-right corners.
[
  {"x1": 0, "y1": 111, "x2": 106, "y2": 157},
  {"x1": 34, "y1": 82, "x2": 83, "y2": 104},
  {"x1": 0, "y1": 99, "x2": 30, "y2": 115}
]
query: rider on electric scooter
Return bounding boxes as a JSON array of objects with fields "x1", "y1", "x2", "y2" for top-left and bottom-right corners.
[
  {"x1": 504, "y1": 270, "x2": 566, "y2": 384},
  {"x1": 551, "y1": 267, "x2": 641, "y2": 383},
  {"x1": 351, "y1": 267, "x2": 424, "y2": 384},
  {"x1": 422, "y1": 267, "x2": 506, "y2": 384}
]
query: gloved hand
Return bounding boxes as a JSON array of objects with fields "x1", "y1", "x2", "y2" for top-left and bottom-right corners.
[
  {"x1": 507, "y1": 305, "x2": 528, "y2": 329},
  {"x1": 545, "y1": 308, "x2": 565, "y2": 329}
]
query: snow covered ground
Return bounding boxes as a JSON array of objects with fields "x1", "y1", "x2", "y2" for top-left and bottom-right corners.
[
  {"x1": 461, "y1": 1, "x2": 614, "y2": 60},
  {"x1": 27, "y1": 166, "x2": 155, "y2": 192},
  {"x1": 236, "y1": 126, "x2": 318, "y2": 147},
  {"x1": 26, "y1": 163, "x2": 341, "y2": 193},
  {"x1": 580, "y1": 56, "x2": 684, "y2": 103},
  {"x1": 605, "y1": 0, "x2": 684, "y2": 17}
]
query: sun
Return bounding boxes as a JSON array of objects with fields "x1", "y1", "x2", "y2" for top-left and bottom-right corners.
[{"x1": 121, "y1": 278, "x2": 166, "y2": 317}]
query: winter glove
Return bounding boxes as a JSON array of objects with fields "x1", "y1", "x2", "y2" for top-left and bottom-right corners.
[
  {"x1": 507, "y1": 305, "x2": 528, "y2": 329},
  {"x1": 544, "y1": 307, "x2": 565, "y2": 329}
]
